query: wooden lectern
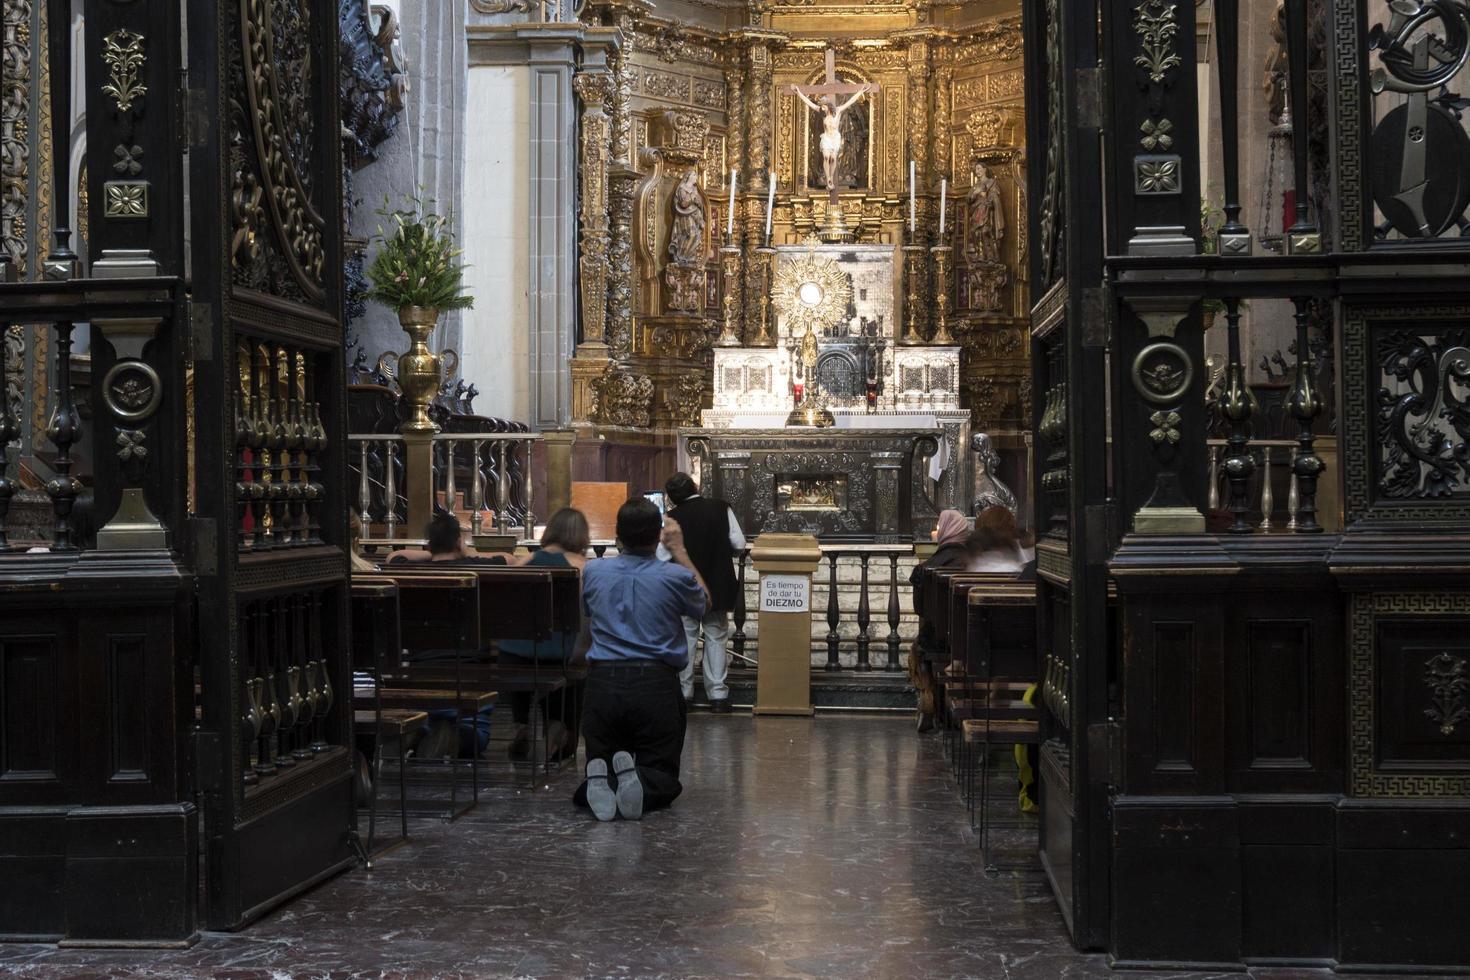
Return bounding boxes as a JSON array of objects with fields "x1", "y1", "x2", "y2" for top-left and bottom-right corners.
[{"x1": 751, "y1": 533, "x2": 823, "y2": 716}]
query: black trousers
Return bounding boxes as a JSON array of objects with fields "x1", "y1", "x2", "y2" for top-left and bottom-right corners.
[{"x1": 573, "y1": 661, "x2": 687, "y2": 812}]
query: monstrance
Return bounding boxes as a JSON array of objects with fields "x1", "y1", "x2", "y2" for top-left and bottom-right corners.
[{"x1": 772, "y1": 243, "x2": 852, "y2": 427}]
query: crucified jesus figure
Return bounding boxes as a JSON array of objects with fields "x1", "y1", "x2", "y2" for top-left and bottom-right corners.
[{"x1": 791, "y1": 50, "x2": 878, "y2": 199}]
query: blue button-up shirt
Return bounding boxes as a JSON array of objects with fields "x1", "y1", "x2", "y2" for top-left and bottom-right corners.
[{"x1": 583, "y1": 552, "x2": 707, "y2": 667}]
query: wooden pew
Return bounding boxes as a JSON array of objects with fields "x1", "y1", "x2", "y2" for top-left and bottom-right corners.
[
  {"x1": 959, "y1": 581, "x2": 1041, "y2": 871},
  {"x1": 355, "y1": 570, "x2": 491, "y2": 817},
  {"x1": 350, "y1": 578, "x2": 415, "y2": 857},
  {"x1": 368, "y1": 564, "x2": 583, "y2": 785}
]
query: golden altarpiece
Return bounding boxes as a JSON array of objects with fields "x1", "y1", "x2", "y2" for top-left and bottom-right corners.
[{"x1": 568, "y1": 0, "x2": 1030, "y2": 518}]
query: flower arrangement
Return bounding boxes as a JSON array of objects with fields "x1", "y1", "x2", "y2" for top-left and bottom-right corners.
[{"x1": 366, "y1": 196, "x2": 474, "y2": 313}]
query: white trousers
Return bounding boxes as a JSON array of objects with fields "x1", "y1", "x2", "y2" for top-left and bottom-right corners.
[{"x1": 680, "y1": 610, "x2": 730, "y2": 701}]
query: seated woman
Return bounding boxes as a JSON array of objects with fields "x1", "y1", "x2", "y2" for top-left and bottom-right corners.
[
  {"x1": 386, "y1": 512, "x2": 509, "y2": 566},
  {"x1": 499, "y1": 507, "x2": 591, "y2": 763},
  {"x1": 966, "y1": 505, "x2": 1027, "y2": 573},
  {"x1": 908, "y1": 509, "x2": 972, "y2": 733}
]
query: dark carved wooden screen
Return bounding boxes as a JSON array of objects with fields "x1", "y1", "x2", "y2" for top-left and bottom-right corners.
[
  {"x1": 1017, "y1": 0, "x2": 1470, "y2": 970},
  {"x1": 1021, "y1": 0, "x2": 1112, "y2": 950},
  {"x1": 187, "y1": 0, "x2": 354, "y2": 930}
]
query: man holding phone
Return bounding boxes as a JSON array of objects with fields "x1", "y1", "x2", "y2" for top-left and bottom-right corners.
[{"x1": 575, "y1": 497, "x2": 710, "y2": 820}]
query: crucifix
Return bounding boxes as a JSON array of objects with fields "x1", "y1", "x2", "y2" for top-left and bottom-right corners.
[{"x1": 792, "y1": 50, "x2": 878, "y2": 208}]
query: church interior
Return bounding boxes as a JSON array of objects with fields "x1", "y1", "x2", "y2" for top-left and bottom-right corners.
[{"x1": 2, "y1": 0, "x2": 1470, "y2": 976}]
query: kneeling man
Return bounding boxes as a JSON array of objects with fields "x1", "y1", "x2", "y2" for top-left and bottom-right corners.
[{"x1": 575, "y1": 498, "x2": 709, "y2": 820}]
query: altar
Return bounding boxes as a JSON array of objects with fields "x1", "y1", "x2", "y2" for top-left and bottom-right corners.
[{"x1": 680, "y1": 238, "x2": 971, "y2": 540}]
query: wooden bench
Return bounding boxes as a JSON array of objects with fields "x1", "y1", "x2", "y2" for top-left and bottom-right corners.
[
  {"x1": 354, "y1": 570, "x2": 490, "y2": 817},
  {"x1": 364, "y1": 564, "x2": 582, "y2": 786}
]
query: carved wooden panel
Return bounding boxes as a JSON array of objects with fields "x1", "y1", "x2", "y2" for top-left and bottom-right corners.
[
  {"x1": 1351, "y1": 592, "x2": 1470, "y2": 797},
  {"x1": 1, "y1": 634, "x2": 60, "y2": 781},
  {"x1": 1244, "y1": 621, "x2": 1312, "y2": 770},
  {"x1": 105, "y1": 636, "x2": 150, "y2": 784},
  {"x1": 1151, "y1": 622, "x2": 1197, "y2": 774}
]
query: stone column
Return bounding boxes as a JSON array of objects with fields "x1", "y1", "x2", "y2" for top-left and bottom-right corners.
[
  {"x1": 603, "y1": 15, "x2": 638, "y2": 362},
  {"x1": 526, "y1": 33, "x2": 582, "y2": 429},
  {"x1": 542, "y1": 428, "x2": 575, "y2": 515}
]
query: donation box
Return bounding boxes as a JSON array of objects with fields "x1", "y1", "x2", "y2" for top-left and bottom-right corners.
[{"x1": 750, "y1": 533, "x2": 823, "y2": 716}]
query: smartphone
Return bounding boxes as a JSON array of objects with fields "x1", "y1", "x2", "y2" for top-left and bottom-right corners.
[{"x1": 644, "y1": 491, "x2": 666, "y2": 516}]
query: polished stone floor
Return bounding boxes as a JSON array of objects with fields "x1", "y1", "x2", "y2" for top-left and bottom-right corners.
[{"x1": 2, "y1": 716, "x2": 1384, "y2": 979}]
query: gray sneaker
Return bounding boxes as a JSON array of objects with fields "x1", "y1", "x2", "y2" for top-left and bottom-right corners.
[
  {"x1": 585, "y1": 758, "x2": 616, "y2": 821},
  {"x1": 612, "y1": 751, "x2": 643, "y2": 820}
]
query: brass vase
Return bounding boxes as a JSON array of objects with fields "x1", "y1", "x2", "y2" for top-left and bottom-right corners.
[{"x1": 397, "y1": 305, "x2": 443, "y2": 434}]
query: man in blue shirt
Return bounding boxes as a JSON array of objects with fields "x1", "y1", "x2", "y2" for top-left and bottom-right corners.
[{"x1": 575, "y1": 497, "x2": 709, "y2": 820}]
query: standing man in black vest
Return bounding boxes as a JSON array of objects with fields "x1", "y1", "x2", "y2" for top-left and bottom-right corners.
[{"x1": 660, "y1": 472, "x2": 745, "y2": 712}]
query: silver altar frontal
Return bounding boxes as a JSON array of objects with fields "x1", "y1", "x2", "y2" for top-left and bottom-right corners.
[{"x1": 681, "y1": 242, "x2": 970, "y2": 540}]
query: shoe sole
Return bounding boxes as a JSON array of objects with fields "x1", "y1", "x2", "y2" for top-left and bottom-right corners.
[
  {"x1": 612, "y1": 751, "x2": 643, "y2": 820},
  {"x1": 585, "y1": 759, "x2": 616, "y2": 821}
]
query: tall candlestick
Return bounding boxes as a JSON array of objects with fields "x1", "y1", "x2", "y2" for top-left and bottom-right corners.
[
  {"x1": 908, "y1": 160, "x2": 916, "y2": 234},
  {"x1": 727, "y1": 168, "x2": 738, "y2": 240},
  {"x1": 939, "y1": 179, "x2": 948, "y2": 237},
  {"x1": 765, "y1": 171, "x2": 776, "y2": 242}
]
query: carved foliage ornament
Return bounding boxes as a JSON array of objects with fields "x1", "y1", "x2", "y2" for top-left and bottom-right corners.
[
  {"x1": 239, "y1": 0, "x2": 327, "y2": 302},
  {"x1": 1376, "y1": 330, "x2": 1470, "y2": 499},
  {"x1": 101, "y1": 28, "x2": 147, "y2": 113},
  {"x1": 1424, "y1": 652, "x2": 1470, "y2": 736},
  {"x1": 591, "y1": 365, "x2": 654, "y2": 428},
  {"x1": 1133, "y1": 0, "x2": 1182, "y2": 85}
]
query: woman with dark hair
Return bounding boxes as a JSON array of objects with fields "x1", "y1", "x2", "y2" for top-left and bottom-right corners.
[
  {"x1": 500, "y1": 507, "x2": 591, "y2": 761},
  {"x1": 908, "y1": 509, "x2": 972, "y2": 733},
  {"x1": 966, "y1": 506, "x2": 1026, "y2": 573},
  {"x1": 385, "y1": 512, "x2": 509, "y2": 566}
]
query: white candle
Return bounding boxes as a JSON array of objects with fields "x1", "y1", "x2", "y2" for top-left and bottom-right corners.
[
  {"x1": 939, "y1": 178, "x2": 948, "y2": 237},
  {"x1": 908, "y1": 160, "x2": 916, "y2": 234},
  {"x1": 727, "y1": 168, "x2": 738, "y2": 239},
  {"x1": 765, "y1": 171, "x2": 776, "y2": 242}
]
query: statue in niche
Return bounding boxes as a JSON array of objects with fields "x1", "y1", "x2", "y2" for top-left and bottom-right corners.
[
  {"x1": 966, "y1": 162, "x2": 1005, "y2": 264},
  {"x1": 668, "y1": 169, "x2": 706, "y2": 268},
  {"x1": 664, "y1": 169, "x2": 707, "y2": 312}
]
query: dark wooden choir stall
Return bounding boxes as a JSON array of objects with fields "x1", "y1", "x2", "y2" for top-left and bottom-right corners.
[
  {"x1": 0, "y1": 0, "x2": 357, "y2": 944},
  {"x1": 1009, "y1": 0, "x2": 1470, "y2": 970}
]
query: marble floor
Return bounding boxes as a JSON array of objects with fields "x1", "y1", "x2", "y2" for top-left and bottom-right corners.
[{"x1": 2, "y1": 716, "x2": 1386, "y2": 979}]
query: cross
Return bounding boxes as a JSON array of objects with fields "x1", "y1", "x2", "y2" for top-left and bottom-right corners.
[{"x1": 792, "y1": 50, "x2": 878, "y2": 204}]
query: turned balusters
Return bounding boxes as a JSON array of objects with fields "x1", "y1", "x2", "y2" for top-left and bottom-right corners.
[
  {"x1": 855, "y1": 553, "x2": 872, "y2": 671},
  {"x1": 309, "y1": 591, "x2": 332, "y2": 753},
  {"x1": 1287, "y1": 297, "x2": 1325, "y2": 532},
  {"x1": 1284, "y1": 0, "x2": 1319, "y2": 252},
  {"x1": 1213, "y1": 0, "x2": 1251, "y2": 254},
  {"x1": 443, "y1": 439, "x2": 458, "y2": 518},
  {"x1": 43, "y1": 321, "x2": 81, "y2": 549},
  {"x1": 825, "y1": 552, "x2": 840, "y2": 671},
  {"x1": 732, "y1": 550, "x2": 748, "y2": 662},
  {"x1": 42, "y1": 0, "x2": 77, "y2": 282},
  {"x1": 523, "y1": 440, "x2": 536, "y2": 539},
  {"x1": 886, "y1": 553, "x2": 901, "y2": 671},
  {"x1": 470, "y1": 439, "x2": 485, "y2": 534},
  {"x1": 1220, "y1": 298, "x2": 1257, "y2": 533},
  {"x1": 384, "y1": 441, "x2": 399, "y2": 538}
]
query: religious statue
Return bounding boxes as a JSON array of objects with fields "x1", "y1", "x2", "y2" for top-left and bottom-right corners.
[
  {"x1": 792, "y1": 51, "x2": 878, "y2": 199},
  {"x1": 665, "y1": 169, "x2": 707, "y2": 312},
  {"x1": 668, "y1": 169, "x2": 706, "y2": 268},
  {"x1": 971, "y1": 432, "x2": 1017, "y2": 516},
  {"x1": 966, "y1": 162, "x2": 1005, "y2": 265},
  {"x1": 965, "y1": 162, "x2": 1008, "y2": 313}
]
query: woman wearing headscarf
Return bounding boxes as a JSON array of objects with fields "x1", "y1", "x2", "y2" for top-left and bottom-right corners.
[{"x1": 908, "y1": 509, "x2": 972, "y2": 732}]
